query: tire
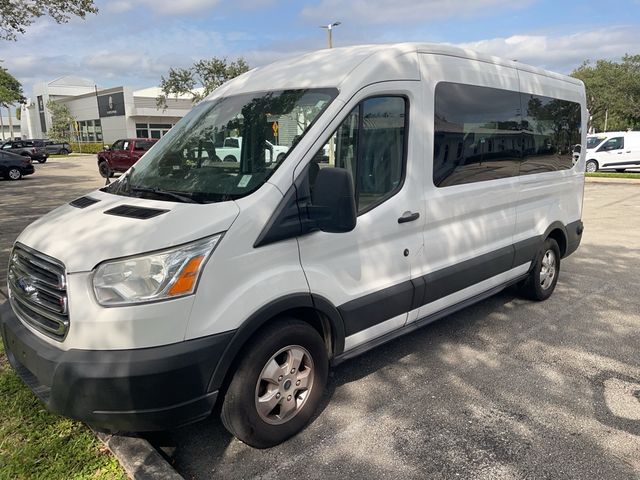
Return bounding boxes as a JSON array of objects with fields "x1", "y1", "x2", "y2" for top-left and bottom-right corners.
[
  {"x1": 615, "y1": 169, "x2": 626, "y2": 173},
  {"x1": 585, "y1": 160, "x2": 598, "y2": 173},
  {"x1": 60, "y1": 149, "x2": 69, "y2": 155},
  {"x1": 37, "y1": 158, "x2": 47, "y2": 164},
  {"x1": 7, "y1": 168, "x2": 22, "y2": 180},
  {"x1": 519, "y1": 238, "x2": 561, "y2": 301},
  {"x1": 276, "y1": 153, "x2": 286, "y2": 162},
  {"x1": 221, "y1": 318, "x2": 328, "y2": 448},
  {"x1": 98, "y1": 161, "x2": 112, "y2": 179},
  {"x1": 223, "y1": 155, "x2": 237, "y2": 163}
]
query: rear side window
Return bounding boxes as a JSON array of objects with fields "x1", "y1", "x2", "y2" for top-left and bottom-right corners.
[
  {"x1": 134, "y1": 141, "x2": 155, "y2": 151},
  {"x1": 433, "y1": 82, "x2": 582, "y2": 186},
  {"x1": 520, "y1": 94, "x2": 581, "y2": 174},
  {"x1": 312, "y1": 96, "x2": 407, "y2": 214},
  {"x1": 433, "y1": 83, "x2": 521, "y2": 187}
]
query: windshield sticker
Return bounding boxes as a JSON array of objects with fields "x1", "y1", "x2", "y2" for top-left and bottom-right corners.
[{"x1": 238, "y1": 175, "x2": 252, "y2": 188}]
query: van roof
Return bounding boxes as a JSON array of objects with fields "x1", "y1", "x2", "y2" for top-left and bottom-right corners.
[
  {"x1": 589, "y1": 131, "x2": 640, "y2": 136},
  {"x1": 208, "y1": 43, "x2": 583, "y2": 99}
]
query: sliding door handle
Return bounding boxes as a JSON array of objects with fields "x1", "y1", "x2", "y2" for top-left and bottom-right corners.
[{"x1": 398, "y1": 211, "x2": 420, "y2": 223}]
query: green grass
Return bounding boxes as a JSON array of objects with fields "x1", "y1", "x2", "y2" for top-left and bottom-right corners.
[
  {"x1": 0, "y1": 342, "x2": 126, "y2": 480},
  {"x1": 586, "y1": 172, "x2": 640, "y2": 179}
]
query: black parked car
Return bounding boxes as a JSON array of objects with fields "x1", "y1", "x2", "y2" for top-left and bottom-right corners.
[
  {"x1": 0, "y1": 140, "x2": 48, "y2": 163},
  {"x1": 27, "y1": 139, "x2": 73, "y2": 155},
  {"x1": 0, "y1": 150, "x2": 35, "y2": 180}
]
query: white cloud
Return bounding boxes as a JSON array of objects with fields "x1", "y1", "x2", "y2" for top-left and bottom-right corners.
[
  {"x1": 104, "y1": 1, "x2": 133, "y2": 13},
  {"x1": 301, "y1": 0, "x2": 535, "y2": 24},
  {"x1": 455, "y1": 27, "x2": 640, "y2": 73}
]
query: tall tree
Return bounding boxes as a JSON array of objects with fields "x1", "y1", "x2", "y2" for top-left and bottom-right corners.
[
  {"x1": 47, "y1": 99, "x2": 74, "y2": 142},
  {"x1": 571, "y1": 55, "x2": 640, "y2": 131},
  {"x1": 0, "y1": 0, "x2": 98, "y2": 41},
  {"x1": 0, "y1": 66, "x2": 24, "y2": 140},
  {"x1": 156, "y1": 57, "x2": 250, "y2": 108}
]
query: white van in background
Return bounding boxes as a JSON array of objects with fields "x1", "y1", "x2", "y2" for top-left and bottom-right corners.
[
  {"x1": 1, "y1": 43, "x2": 586, "y2": 449},
  {"x1": 585, "y1": 131, "x2": 640, "y2": 172}
]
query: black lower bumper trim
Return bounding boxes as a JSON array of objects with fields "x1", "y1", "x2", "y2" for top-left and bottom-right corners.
[{"x1": 0, "y1": 302, "x2": 234, "y2": 432}]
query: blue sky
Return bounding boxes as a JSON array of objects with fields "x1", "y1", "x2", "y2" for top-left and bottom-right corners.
[{"x1": 2, "y1": 0, "x2": 640, "y2": 98}]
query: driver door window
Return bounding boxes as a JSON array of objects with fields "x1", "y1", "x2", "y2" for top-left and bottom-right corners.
[
  {"x1": 112, "y1": 140, "x2": 124, "y2": 151},
  {"x1": 598, "y1": 137, "x2": 624, "y2": 151},
  {"x1": 311, "y1": 96, "x2": 407, "y2": 214}
]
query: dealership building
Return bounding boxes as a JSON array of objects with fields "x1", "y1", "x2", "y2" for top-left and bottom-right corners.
[{"x1": 20, "y1": 76, "x2": 196, "y2": 144}]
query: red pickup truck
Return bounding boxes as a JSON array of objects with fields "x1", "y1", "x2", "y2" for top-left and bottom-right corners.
[{"x1": 97, "y1": 138, "x2": 157, "y2": 178}]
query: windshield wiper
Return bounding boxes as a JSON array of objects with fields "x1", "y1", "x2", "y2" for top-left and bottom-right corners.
[{"x1": 130, "y1": 186, "x2": 201, "y2": 204}]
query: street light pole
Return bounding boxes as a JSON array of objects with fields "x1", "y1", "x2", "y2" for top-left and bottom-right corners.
[{"x1": 319, "y1": 21, "x2": 341, "y2": 49}]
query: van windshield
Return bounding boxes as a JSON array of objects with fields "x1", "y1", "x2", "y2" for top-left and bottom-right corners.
[{"x1": 104, "y1": 88, "x2": 337, "y2": 203}]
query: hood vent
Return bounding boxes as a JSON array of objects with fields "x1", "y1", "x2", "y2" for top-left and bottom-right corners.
[
  {"x1": 104, "y1": 204, "x2": 169, "y2": 220},
  {"x1": 69, "y1": 196, "x2": 100, "y2": 208}
]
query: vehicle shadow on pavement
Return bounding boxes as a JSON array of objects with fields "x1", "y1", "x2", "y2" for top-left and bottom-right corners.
[{"x1": 162, "y1": 242, "x2": 640, "y2": 480}]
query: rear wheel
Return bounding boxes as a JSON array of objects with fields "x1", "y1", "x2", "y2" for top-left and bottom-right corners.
[
  {"x1": 59, "y1": 148, "x2": 69, "y2": 155},
  {"x1": 276, "y1": 153, "x2": 286, "y2": 162},
  {"x1": 7, "y1": 168, "x2": 22, "y2": 180},
  {"x1": 585, "y1": 160, "x2": 598, "y2": 173},
  {"x1": 519, "y1": 238, "x2": 561, "y2": 301},
  {"x1": 98, "y1": 161, "x2": 112, "y2": 178},
  {"x1": 221, "y1": 318, "x2": 328, "y2": 448},
  {"x1": 37, "y1": 158, "x2": 47, "y2": 163},
  {"x1": 223, "y1": 155, "x2": 237, "y2": 163}
]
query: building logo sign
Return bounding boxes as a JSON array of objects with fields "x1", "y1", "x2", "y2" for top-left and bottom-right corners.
[
  {"x1": 37, "y1": 95, "x2": 47, "y2": 133},
  {"x1": 98, "y1": 92, "x2": 125, "y2": 117}
]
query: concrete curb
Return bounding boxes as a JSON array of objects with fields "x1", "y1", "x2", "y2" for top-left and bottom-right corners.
[
  {"x1": 586, "y1": 176, "x2": 640, "y2": 184},
  {"x1": 95, "y1": 431, "x2": 184, "y2": 480}
]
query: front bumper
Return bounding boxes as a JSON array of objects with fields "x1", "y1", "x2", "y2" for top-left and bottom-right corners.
[{"x1": 0, "y1": 301, "x2": 234, "y2": 432}]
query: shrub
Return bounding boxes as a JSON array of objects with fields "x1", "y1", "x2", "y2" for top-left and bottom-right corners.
[{"x1": 69, "y1": 142, "x2": 104, "y2": 154}]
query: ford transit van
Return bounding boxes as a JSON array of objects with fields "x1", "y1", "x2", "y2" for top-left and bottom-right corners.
[
  {"x1": 1, "y1": 43, "x2": 586, "y2": 448},
  {"x1": 585, "y1": 131, "x2": 640, "y2": 172}
]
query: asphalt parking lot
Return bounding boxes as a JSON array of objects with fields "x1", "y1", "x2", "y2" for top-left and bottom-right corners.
[{"x1": 0, "y1": 157, "x2": 639, "y2": 479}]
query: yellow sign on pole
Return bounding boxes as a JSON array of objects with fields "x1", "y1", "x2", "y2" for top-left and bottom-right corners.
[{"x1": 272, "y1": 121, "x2": 279, "y2": 143}]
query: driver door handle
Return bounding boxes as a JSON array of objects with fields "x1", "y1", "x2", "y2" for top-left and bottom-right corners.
[{"x1": 398, "y1": 211, "x2": 420, "y2": 224}]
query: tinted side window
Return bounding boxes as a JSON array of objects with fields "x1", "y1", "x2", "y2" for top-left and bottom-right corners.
[
  {"x1": 521, "y1": 94, "x2": 581, "y2": 174},
  {"x1": 597, "y1": 136, "x2": 624, "y2": 151},
  {"x1": 312, "y1": 96, "x2": 406, "y2": 214},
  {"x1": 433, "y1": 83, "x2": 521, "y2": 187},
  {"x1": 134, "y1": 141, "x2": 155, "y2": 151}
]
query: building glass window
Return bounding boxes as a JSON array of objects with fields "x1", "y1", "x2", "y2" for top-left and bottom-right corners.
[{"x1": 135, "y1": 122, "x2": 174, "y2": 139}]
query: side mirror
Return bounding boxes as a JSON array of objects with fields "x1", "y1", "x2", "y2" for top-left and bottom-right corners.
[{"x1": 310, "y1": 167, "x2": 357, "y2": 233}]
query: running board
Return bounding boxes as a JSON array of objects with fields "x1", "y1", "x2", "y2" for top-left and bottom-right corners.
[{"x1": 332, "y1": 274, "x2": 528, "y2": 366}]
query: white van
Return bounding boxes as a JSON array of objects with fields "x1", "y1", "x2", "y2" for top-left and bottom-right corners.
[
  {"x1": 1, "y1": 44, "x2": 586, "y2": 448},
  {"x1": 585, "y1": 131, "x2": 640, "y2": 172}
]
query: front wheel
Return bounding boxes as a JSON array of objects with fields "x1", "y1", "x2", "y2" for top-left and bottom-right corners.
[
  {"x1": 221, "y1": 318, "x2": 328, "y2": 448},
  {"x1": 37, "y1": 158, "x2": 47, "y2": 164},
  {"x1": 585, "y1": 160, "x2": 598, "y2": 173},
  {"x1": 98, "y1": 161, "x2": 112, "y2": 178},
  {"x1": 223, "y1": 155, "x2": 237, "y2": 163},
  {"x1": 7, "y1": 168, "x2": 22, "y2": 180},
  {"x1": 59, "y1": 148, "x2": 69, "y2": 155},
  {"x1": 518, "y1": 238, "x2": 561, "y2": 301}
]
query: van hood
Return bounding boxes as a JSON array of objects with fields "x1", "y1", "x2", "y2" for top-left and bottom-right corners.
[{"x1": 15, "y1": 189, "x2": 240, "y2": 273}]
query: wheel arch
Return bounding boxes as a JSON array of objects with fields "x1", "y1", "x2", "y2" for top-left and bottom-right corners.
[
  {"x1": 208, "y1": 293, "x2": 345, "y2": 394},
  {"x1": 543, "y1": 222, "x2": 568, "y2": 257}
]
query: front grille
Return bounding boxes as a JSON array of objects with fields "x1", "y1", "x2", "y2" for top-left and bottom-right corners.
[{"x1": 7, "y1": 244, "x2": 69, "y2": 341}]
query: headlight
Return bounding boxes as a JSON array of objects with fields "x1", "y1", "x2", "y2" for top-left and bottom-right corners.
[{"x1": 93, "y1": 234, "x2": 223, "y2": 306}]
